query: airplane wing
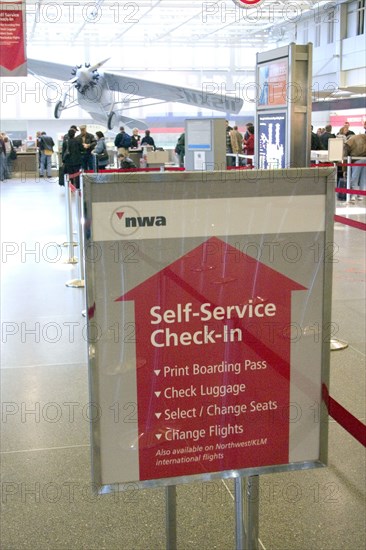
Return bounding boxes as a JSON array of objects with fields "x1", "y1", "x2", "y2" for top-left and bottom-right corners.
[
  {"x1": 27, "y1": 59, "x2": 243, "y2": 114},
  {"x1": 312, "y1": 86, "x2": 366, "y2": 99},
  {"x1": 27, "y1": 59, "x2": 73, "y2": 81},
  {"x1": 104, "y1": 72, "x2": 243, "y2": 114}
]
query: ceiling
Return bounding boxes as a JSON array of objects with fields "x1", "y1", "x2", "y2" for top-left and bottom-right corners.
[{"x1": 25, "y1": 0, "x2": 318, "y2": 50}]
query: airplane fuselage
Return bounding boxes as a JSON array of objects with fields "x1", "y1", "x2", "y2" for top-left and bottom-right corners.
[{"x1": 77, "y1": 74, "x2": 114, "y2": 119}]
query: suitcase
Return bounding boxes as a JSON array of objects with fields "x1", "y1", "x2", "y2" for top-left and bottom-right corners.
[
  {"x1": 58, "y1": 164, "x2": 65, "y2": 186},
  {"x1": 337, "y1": 177, "x2": 347, "y2": 201}
]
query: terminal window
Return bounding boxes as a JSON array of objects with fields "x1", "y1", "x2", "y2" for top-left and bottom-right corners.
[{"x1": 357, "y1": 0, "x2": 365, "y2": 35}]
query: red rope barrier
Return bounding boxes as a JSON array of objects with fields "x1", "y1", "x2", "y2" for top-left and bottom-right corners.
[
  {"x1": 334, "y1": 215, "x2": 366, "y2": 231},
  {"x1": 335, "y1": 188, "x2": 366, "y2": 196},
  {"x1": 323, "y1": 385, "x2": 366, "y2": 446},
  {"x1": 311, "y1": 162, "x2": 366, "y2": 167},
  {"x1": 84, "y1": 167, "x2": 185, "y2": 173},
  {"x1": 329, "y1": 396, "x2": 366, "y2": 446}
]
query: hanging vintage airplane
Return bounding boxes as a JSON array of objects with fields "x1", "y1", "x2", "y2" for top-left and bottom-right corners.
[{"x1": 27, "y1": 58, "x2": 243, "y2": 130}]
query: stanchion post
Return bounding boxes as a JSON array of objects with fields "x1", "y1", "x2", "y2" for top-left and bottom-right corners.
[
  {"x1": 66, "y1": 175, "x2": 85, "y2": 288},
  {"x1": 235, "y1": 476, "x2": 259, "y2": 550},
  {"x1": 346, "y1": 155, "x2": 352, "y2": 201},
  {"x1": 165, "y1": 485, "x2": 177, "y2": 550},
  {"x1": 64, "y1": 175, "x2": 78, "y2": 264},
  {"x1": 77, "y1": 185, "x2": 85, "y2": 281}
]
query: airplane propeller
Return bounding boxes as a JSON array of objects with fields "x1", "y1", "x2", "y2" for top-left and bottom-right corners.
[{"x1": 71, "y1": 59, "x2": 109, "y2": 94}]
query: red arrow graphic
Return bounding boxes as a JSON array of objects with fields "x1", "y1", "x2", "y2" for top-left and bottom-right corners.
[{"x1": 117, "y1": 237, "x2": 306, "y2": 481}]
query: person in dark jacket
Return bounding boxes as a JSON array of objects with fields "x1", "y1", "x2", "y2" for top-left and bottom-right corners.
[
  {"x1": 76, "y1": 125, "x2": 96, "y2": 170},
  {"x1": 320, "y1": 124, "x2": 336, "y2": 149},
  {"x1": 140, "y1": 130, "x2": 156, "y2": 150},
  {"x1": 61, "y1": 128, "x2": 84, "y2": 187},
  {"x1": 114, "y1": 126, "x2": 131, "y2": 156},
  {"x1": 311, "y1": 126, "x2": 324, "y2": 150},
  {"x1": 174, "y1": 133, "x2": 185, "y2": 167},
  {"x1": 118, "y1": 152, "x2": 136, "y2": 169},
  {"x1": 39, "y1": 131, "x2": 55, "y2": 177},
  {"x1": 0, "y1": 135, "x2": 7, "y2": 181}
]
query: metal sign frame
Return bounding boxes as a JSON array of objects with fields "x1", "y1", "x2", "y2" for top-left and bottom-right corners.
[
  {"x1": 255, "y1": 43, "x2": 313, "y2": 169},
  {"x1": 83, "y1": 167, "x2": 334, "y2": 494}
]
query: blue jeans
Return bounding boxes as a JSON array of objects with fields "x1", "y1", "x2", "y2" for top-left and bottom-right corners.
[
  {"x1": 40, "y1": 153, "x2": 52, "y2": 176},
  {"x1": 81, "y1": 154, "x2": 94, "y2": 171},
  {"x1": 351, "y1": 158, "x2": 366, "y2": 191}
]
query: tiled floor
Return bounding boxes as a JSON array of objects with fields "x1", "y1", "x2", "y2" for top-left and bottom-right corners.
[{"x1": 0, "y1": 177, "x2": 365, "y2": 550}]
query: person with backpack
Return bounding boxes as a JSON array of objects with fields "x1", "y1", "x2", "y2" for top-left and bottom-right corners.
[{"x1": 114, "y1": 126, "x2": 132, "y2": 157}]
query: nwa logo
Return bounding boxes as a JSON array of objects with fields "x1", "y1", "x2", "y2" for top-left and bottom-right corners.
[{"x1": 111, "y1": 205, "x2": 167, "y2": 236}]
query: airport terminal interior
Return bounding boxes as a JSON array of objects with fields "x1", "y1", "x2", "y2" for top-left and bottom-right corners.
[{"x1": 0, "y1": 1, "x2": 365, "y2": 549}]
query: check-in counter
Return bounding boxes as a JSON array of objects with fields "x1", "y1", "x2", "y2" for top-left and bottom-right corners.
[
  {"x1": 129, "y1": 150, "x2": 142, "y2": 167},
  {"x1": 310, "y1": 150, "x2": 329, "y2": 164},
  {"x1": 146, "y1": 150, "x2": 169, "y2": 167},
  {"x1": 12, "y1": 151, "x2": 39, "y2": 175}
]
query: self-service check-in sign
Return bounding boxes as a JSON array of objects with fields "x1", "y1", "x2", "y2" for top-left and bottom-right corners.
[{"x1": 117, "y1": 237, "x2": 306, "y2": 482}]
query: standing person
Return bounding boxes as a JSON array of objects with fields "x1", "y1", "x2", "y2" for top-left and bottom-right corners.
[
  {"x1": 140, "y1": 129, "x2": 156, "y2": 150},
  {"x1": 344, "y1": 133, "x2": 366, "y2": 202},
  {"x1": 114, "y1": 126, "x2": 132, "y2": 156},
  {"x1": 76, "y1": 125, "x2": 96, "y2": 170},
  {"x1": 243, "y1": 125, "x2": 254, "y2": 165},
  {"x1": 62, "y1": 128, "x2": 84, "y2": 188},
  {"x1": 226, "y1": 121, "x2": 234, "y2": 167},
  {"x1": 39, "y1": 131, "x2": 55, "y2": 178},
  {"x1": 130, "y1": 128, "x2": 141, "y2": 149},
  {"x1": 230, "y1": 126, "x2": 243, "y2": 164},
  {"x1": 36, "y1": 131, "x2": 42, "y2": 170},
  {"x1": 337, "y1": 126, "x2": 348, "y2": 141},
  {"x1": 174, "y1": 133, "x2": 185, "y2": 167},
  {"x1": 311, "y1": 125, "x2": 324, "y2": 150},
  {"x1": 242, "y1": 122, "x2": 254, "y2": 157},
  {"x1": 243, "y1": 122, "x2": 254, "y2": 142},
  {"x1": 232, "y1": 126, "x2": 243, "y2": 150},
  {"x1": 2, "y1": 134, "x2": 15, "y2": 178},
  {"x1": 320, "y1": 124, "x2": 336, "y2": 149},
  {"x1": 0, "y1": 134, "x2": 8, "y2": 181},
  {"x1": 343, "y1": 121, "x2": 355, "y2": 137},
  {"x1": 93, "y1": 131, "x2": 109, "y2": 170}
]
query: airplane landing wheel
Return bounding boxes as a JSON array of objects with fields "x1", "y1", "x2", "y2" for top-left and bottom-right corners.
[
  {"x1": 107, "y1": 111, "x2": 117, "y2": 130},
  {"x1": 54, "y1": 101, "x2": 63, "y2": 119}
]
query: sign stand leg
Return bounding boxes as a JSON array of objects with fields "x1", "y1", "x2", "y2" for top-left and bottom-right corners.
[
  {"x1": 235, "y1": 476, "x2": 259, "y2": 550},
  {"x1": 165, "y1": 485, "x2": 177, "y2": 550}
]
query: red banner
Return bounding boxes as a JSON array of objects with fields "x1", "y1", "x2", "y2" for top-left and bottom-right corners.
[
  {"x1": 330, "y1": 115, "x2": 365, "y2": 129},
  {"x1": 0, "y1": 1, "x2": 26, "y2": 76}
]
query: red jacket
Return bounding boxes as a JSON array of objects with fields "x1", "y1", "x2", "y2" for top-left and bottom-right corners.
[{"x1": 244, "y1": 134, "x2": 254, "y2": 155}]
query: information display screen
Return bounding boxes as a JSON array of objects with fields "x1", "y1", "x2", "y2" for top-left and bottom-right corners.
[
  {"x1": 258, "y1": 58, "x2": 288, "y2": 108},
  {"x1": 187, "y1": 119, "x2": 212, "y2": 150},
  {"x1": 258, "y1": 112, "x2": 286, "y2": 169}
]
